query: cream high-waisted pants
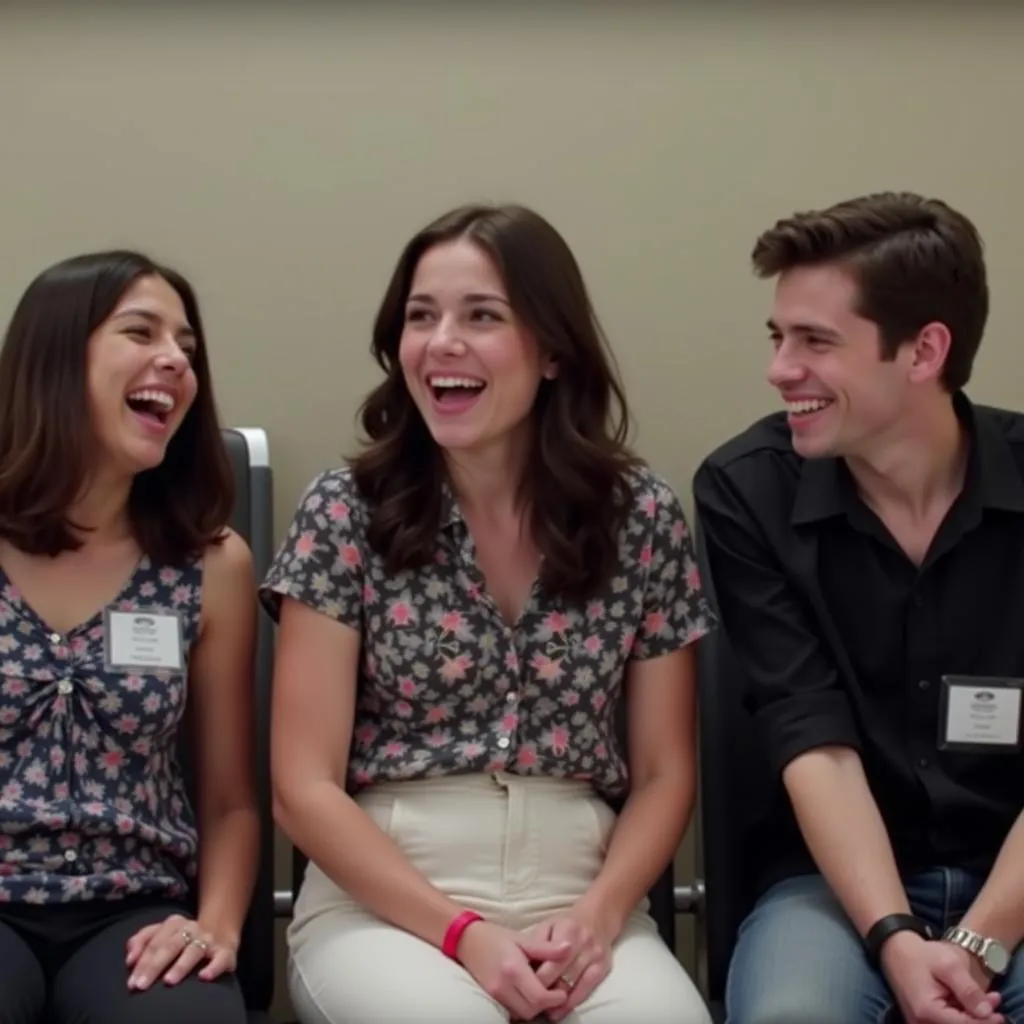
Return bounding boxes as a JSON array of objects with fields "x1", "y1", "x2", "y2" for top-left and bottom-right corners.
[{"x1": 287, "y1": 772, "x2": 711, "y2": 1024}]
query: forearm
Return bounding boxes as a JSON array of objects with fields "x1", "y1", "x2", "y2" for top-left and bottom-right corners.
[
  {"x1": 196, "y1": 805, "x2": 261, "y2": 943},
  {"x1": 959, "y1": 812, "x2": 1024, "y2": 950},
  {"x1": 783, "y1": 746, "x2": 909, "y2": 937},
  {"x1": 275, "y1": 780, "x2": 466, "y2": 948},
  {"x1": 577, "y1": 773, "x2": 693, "y2": 940}
]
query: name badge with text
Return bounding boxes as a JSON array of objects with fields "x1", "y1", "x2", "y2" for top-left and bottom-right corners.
[
  {"x1": 103, "y1": 607, "x2": 185, "y2": 674},
  {"x1": 938, "y1": 675, "x2": 1024, "y2": 753}
]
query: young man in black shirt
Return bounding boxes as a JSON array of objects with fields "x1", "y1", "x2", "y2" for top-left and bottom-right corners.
[{"x1": 694, "y1": 191, "x2": 1024, "y2": 1024}]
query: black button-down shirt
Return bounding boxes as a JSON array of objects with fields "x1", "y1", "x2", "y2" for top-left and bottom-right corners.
[{"x1": 693, "y1": 393, "x2": 1024, "y2": 885}]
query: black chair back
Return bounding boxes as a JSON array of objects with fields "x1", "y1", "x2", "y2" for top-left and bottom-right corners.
[{"x1": 694, "y1": 521, "x2": 777, "y2": 1008}]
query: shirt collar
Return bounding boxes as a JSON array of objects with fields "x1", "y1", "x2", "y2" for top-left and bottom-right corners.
[
  {"x1": 440, "y1": 479, "x2": 463, "y2": 531},
  {"x1": 791, "y1": 391, "x2": 1024, "y2": 527}
]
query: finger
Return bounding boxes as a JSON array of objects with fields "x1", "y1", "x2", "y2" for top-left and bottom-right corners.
[
  {"x1": 535, "y1": 945, "x2": 587, "y2": 990},
  {"x1": 198, "y1": 948, "x2": 234, "y2": 981},
  {"x1": 550, "y1": 960, "x2": 606, "y2": 1022},
  {"x1": 129, "y1": 923, "x2": 192, "y2": 990},
  {"x1": 518, "y1": 936, "x2": 573, "y2": 965},
  {"x1": 514, "y1": 972, "x2": 567, "y2": 1019},
  {"x1": 548, "y1": 919, "x2": 582, "y2": 942},
  {"x1": 163, "y1": 940, "x2": 209, "y2": 986},
  {"x1": 124, "y1": 925, "x2": 158, "y2": 967},
  {"x1": 920, "y1": 1000, "x2": 990, "y2": 1024},
  {"x1": 938, "y1": 963, "x2": 995, "y2": 1019},
  {"x1": 516, "y1": 957, "x2": 569, "y2": 1006},
  {"x1": 539, "y1": 947, "x2": 589, "y2": 991},
  {"x1": 533, "y1": 957, "x2": 563, "y2": 988}
]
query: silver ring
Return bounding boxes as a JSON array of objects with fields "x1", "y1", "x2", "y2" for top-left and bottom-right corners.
[
  {"x1": 560, "y1": 974, "x2": 574, "y2": 988},
  {"x1": 189, "y1": 937, "x2": 211, "y2": 953},
  {"x1": 180, "y1": 928, "x2": 195, "y2": 945}
]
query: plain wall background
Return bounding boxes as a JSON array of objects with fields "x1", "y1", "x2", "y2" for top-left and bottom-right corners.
[{"x1": 3, "y1": 4, "x2": 1023, "y2": 1018}]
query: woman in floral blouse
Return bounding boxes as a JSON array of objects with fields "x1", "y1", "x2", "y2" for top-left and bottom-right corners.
[
  {"x1": 265, "y1": 203, "x2": 716, "y2": 1023},
  {"x1": 0, "y1": 251, "x2": 258, "y2": 1024}
]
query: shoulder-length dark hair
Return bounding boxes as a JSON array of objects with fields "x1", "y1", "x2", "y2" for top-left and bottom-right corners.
[
  {"x1": 350, "y1": 203, "x2": 640, "y2": 601},
  {"x1": 0, "y1": 250, "x2": 234, "y2": 564}
]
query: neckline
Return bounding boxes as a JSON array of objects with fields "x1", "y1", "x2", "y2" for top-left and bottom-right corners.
[{"x1": 0, "y1": 554, "x2": 149, "y2": 641}]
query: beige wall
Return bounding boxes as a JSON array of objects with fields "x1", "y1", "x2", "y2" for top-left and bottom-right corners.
[{"x1": 3, "y1": 6, "x2": 1023, "y2": 1018}]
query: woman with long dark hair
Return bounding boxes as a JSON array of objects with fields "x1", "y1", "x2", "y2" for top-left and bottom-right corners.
[{"x1": 267, "y1": 204, "x2": 715, "y2": 1023}]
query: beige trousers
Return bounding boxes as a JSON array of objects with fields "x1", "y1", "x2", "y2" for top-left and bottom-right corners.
[{"x1": 287, "y1": 772, "x2": 711, "y2": 1024}]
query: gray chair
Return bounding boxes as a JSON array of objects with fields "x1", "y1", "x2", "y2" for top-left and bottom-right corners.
[{"x1": 179, "y1": 427, "x2": 276, "y2": 1024}]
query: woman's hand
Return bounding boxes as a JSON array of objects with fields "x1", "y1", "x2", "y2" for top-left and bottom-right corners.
[
  {"x1": 456, "y1": 919, "x2": 573, "y2": 1021},
  {"x1": 527, "y1": 907, "x2": 614, "y2": 1022},
  {"x1": 125, "y1": 913, "x2": 238, "y2": 991}
]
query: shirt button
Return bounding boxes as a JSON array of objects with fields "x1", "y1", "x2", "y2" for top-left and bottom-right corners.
[
  {"x1": 497, "y1": 736, "x2": 511, "y2": 749},
  {"x1": 918, "y1": 679, "x2": 930, "y2": 690},
  {"x1": 57, "y1": 680, "x2": 73, "y2": 695},
  {"x1": 63, "y1": 849, "x2": 77, "y2": 863},
  {"x1": 49, "y1": 633, "x2": 62, "y2": 645},
  {"x1": 506, "y1": 692, "x2": 517, "y2": 703},
  {"x1": 918, "y1": 756, "x2": 931, "y2": 768}
]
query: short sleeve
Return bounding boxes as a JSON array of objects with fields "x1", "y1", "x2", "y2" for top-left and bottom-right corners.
[
  {"x1": 258, "y1": 468, "x2": 365, "y2": 631},
  {"x1": 692, "y1": 456, "x2": 861, "y2": 773},
  {"x1": 630, "y1": 476, "x2": 717, "y2": 660}
]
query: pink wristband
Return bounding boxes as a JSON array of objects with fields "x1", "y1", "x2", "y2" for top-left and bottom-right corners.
[{"x1": 442, "y1": 910, "x2": 484, "y2": 961}]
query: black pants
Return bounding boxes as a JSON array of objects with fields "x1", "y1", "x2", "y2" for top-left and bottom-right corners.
[{"x1": 0, "y1": 896, "x2": 247, "y2": 1024}]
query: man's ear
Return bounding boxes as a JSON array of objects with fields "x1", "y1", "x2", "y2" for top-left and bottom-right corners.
[{"x1": 907, "y1": 322, "x2": 952, "y2": 385}]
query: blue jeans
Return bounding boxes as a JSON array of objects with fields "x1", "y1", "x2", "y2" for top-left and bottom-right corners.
[{"x1": 726, "y1": 869, "x2": 1024, "y2": 1024}]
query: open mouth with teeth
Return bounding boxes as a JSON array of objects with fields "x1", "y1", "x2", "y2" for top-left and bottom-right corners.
[
  {"x1": 786, "y1": 397, "x2": 834, "y2": 419},
  {"x1": 125, "y1": 388, "x2": 175, "y2": 428},
  {"x1": 428, "y1": 375, "x2": 487, "y2": 410}
]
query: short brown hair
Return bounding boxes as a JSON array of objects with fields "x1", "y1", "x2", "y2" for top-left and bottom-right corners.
[
  {"x1": 751, "y1": 191, "x2": 988, "y2": 391},
  {"x1": 0, "y1": 250, "x2": 234, "y2": 563},
  {"x1": 350, "y1": 202, "x2": 640, "y2": 601}
]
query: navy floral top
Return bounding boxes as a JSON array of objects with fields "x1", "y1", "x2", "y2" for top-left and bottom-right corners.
[
  {"x1": 260, "y1": 464, "x2": 715, "y2": 800},
  {"x1": 0, "y1": 557, "x2": 202, "y2": 904}
]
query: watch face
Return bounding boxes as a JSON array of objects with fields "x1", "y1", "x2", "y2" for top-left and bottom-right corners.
[{"x1": 985, "y1": 942, "x2": 1011, "y2": 974}]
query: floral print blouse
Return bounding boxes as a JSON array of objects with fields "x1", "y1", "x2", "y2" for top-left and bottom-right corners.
[
  {"x1": 260, "y1": 464, "x2": 715, "y2": 800},
  {"x1": 0, "y1": 557, "x2": 201, "y2": 904}
]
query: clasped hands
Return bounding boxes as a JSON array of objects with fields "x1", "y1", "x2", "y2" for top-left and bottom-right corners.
[
  {"x1": 882, "y1": 931, "x2": 1005, "y2": 1024},
  {"x1": 457, "y1": 905, "x2": 614, "y2": 1022},
  {"x1": 124, "y1": 912, "x2": 238, "y2": 992}
]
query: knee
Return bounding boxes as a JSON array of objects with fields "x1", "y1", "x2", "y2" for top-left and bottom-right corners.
[
  {"x1": 581, "y1": 964, "x2": 713, "y2": 1024},
  {"x1": 146, "y1": 976, "x2": 247, "y2": 1024},
  {"x1": 0, "y1": 952, "x2": 45, "y2": 1024},
  {"x1": 289, "y1": 959, "x2": 504, "y2": 1024},
  {"x1": 727, "y1": 992, "x2": 862, "y2": 1024}
]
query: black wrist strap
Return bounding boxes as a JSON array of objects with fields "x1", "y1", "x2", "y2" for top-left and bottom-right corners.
[{"x1": 865, "y1": 913, "x2": 936, "y2": 966}]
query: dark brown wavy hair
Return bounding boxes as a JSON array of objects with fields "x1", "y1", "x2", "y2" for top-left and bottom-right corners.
[
  {"x1": 0, "y1": 250, "x2": 234, "y2": 564},
  {"x1": 350, "y1": 203, "x2": 640, "y2": 601}
]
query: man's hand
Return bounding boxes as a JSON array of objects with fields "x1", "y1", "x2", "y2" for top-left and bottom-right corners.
[{"x1": 880, "y1": 931, "x2": 1003, "y2": 1024}]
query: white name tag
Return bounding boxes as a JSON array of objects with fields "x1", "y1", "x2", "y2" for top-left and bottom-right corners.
[
  {"x1": 103, "y1": 608, "x2": 185, "y2": 673},
  {"x1": 939, "y1": 675, "x2": 1024, "y2": 752}
]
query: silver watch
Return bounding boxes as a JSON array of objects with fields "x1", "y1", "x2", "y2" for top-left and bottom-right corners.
[{"x1": 942, "y1": 926, "x2": 1011, "y2": 976}]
